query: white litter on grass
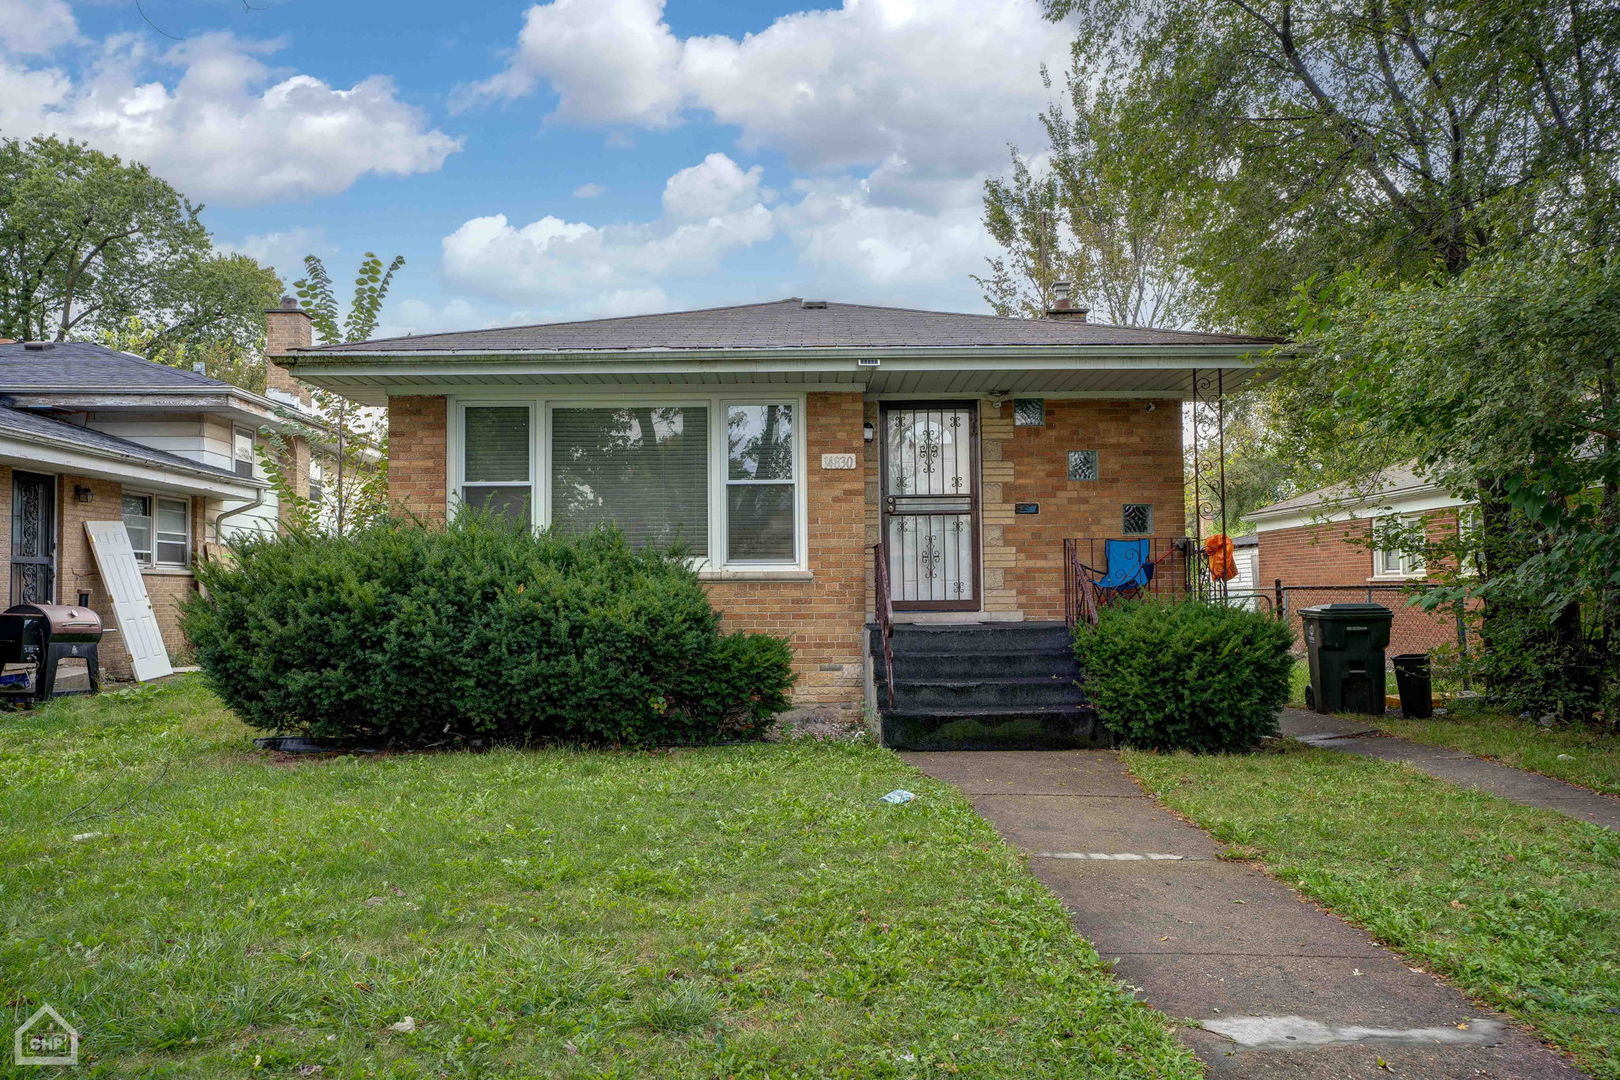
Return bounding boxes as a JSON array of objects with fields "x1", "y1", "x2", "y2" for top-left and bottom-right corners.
[
  {"x1": 387, "y1": 1017, "x2": 416, "y2": 1033},
  {"x1": 1032, "y1": 852, "x2": 1186, "y2": 861},
  {"x1": 1202, "y1": 1014, "x2": 1503, "y2": 1050},
  {"x1": 71, "y1": 832, "x2": 103, "y2": 842},
  {"x1": 878, "y1": 789, "x2": 917, "y2": 804}
]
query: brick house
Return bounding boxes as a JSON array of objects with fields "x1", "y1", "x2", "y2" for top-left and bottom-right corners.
[
  {"x1": 1250, "y1": 464, "x2": 1473, "y2": 657},
  {"x1": 0, "y1": 328, "x2": 325, "y2": 681},
  {"x1": 276, "y1": 296, "x2": 1272, "y2": 746}
]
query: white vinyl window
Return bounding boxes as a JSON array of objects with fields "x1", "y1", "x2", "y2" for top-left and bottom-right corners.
[
  {"x1": 1372, "y1": 514, "x2": 1426, "y2": 578},
  {"x1": 233, "y1": 428, "x2": 256, "y2": 479},
  {"x1": 453, "y1": 396, "x2": 806, "y2": 570},
  {"x1": 458, "y1": 405, "x2": 534, "y2": 526},
  {"x1": 725, "y1": 403, "x2": 796, "y2": 563},
  {"x1": 122, "y1": 493, "x2": 190, "y2": 566}
]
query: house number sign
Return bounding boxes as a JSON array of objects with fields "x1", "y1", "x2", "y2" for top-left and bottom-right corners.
[{"x1": 820, "y1": 453, "x2": 857, "y2": 469}]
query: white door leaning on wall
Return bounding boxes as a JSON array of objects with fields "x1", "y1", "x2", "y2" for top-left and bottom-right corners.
[{"x1": 84, "y1": 521, "x2": 174, "y2": 682}]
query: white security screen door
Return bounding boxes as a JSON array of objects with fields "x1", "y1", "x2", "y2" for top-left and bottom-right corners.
[
  {"x1": 84, "y1": 521, "x2": 174, "y2": 682},
  {"x1": 881, "y1": 403, "x2": 980, "y2": 611}
]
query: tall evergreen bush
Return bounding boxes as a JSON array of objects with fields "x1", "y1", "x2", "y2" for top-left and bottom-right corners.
[
  {"x1": 182, "y1": 514, "x2": 794, "y2": 746},
  {"x1": 1073, "y1": 601, "x2": 1293, "y2": 753}
]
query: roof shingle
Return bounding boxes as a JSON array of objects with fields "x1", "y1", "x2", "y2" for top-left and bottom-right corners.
[
  {"x1": 0, "y1": 341, "x2": 236, "y2": 390},
  {"x1": 0, "y1": 404, "x2": 249, "y2": 482},
  {"x1": 296, "y1": 299, "x2": 1280, "y2": 355}
]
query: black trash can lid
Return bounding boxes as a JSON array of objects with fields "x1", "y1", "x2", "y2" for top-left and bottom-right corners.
[
  {"x1": 1391, "y1": 653, "x2": 1430, "y2": 662},
  {"x1": 1298, "y1": 602, "x2": 1394, "y2": 619}
]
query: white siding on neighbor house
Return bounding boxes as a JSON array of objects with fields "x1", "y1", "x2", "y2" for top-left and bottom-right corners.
[{"x1": 84, "y1": 414, "x2": 207, "y2": 461}]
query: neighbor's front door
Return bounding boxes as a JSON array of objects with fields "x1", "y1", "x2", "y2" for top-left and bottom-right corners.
[
  {"x1": 881, "y1": 402, "x2": 980, "y2": 611},
  {"x1": 10, "y1": 471, "x2": 56, "y2": 606}
]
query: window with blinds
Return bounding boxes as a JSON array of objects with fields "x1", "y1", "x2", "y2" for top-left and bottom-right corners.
[
  {"x1": 460, "y1": 405, "x2": 532, "y2": 525},
  {"x1": 550, "y1": 405, "x2": 709, "y2": 555}
]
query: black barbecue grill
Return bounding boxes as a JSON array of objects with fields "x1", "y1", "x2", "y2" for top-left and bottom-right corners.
[{"x1": 0, "y1": 603, "x2": 103, "y2": 703}]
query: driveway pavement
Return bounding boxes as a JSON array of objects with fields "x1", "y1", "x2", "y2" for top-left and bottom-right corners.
[{"x1": 904, "y1": 750, "x2": 1586, "y2": 1078}]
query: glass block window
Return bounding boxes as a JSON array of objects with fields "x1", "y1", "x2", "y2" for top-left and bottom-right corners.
[
  {"x1": 1067, "y1": 450, "x2": 1099, "y2": 481},
  {"x1": 1122, "y1": 503, "x2": 1153, "y2": 535},
  {"x1": 1013, "y1": 398, "x2": 1045, "y2": 426}
]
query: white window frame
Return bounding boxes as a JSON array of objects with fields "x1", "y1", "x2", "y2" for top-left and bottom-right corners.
[
  {"x1": 448, "y1": 393, "x2": 808, "y2": 573},
  {"x1": 1371, "y1": 513, "x2": 1427, "y2": 579},
  {"x1": 122, "y1": 491, "x2": 191, "y2": 568},
  {"x1": 232, "y1": 427, "x2": 257, "y2": 479},
  {"x1": 449, "y1": 400, "x2": 537, "y2": 527}
]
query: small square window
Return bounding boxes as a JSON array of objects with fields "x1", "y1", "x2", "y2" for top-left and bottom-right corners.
[
  {"x1": 1013, "y1": 398, "x2": 1045, "y2": 426},
  {"x1": 1067, "y1": 450, "x2": 1098, "y2": 481},
  {"x1": 1122, "y1": 503, "x2": 1153, "y2": 535}
]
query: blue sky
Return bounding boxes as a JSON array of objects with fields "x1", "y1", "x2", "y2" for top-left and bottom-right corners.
[{"x1": 0, "y1": 0, "x2": 1073, "y2": 338}]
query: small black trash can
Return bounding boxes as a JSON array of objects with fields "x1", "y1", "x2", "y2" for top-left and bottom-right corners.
[
  {"x1": 1392, "y1": 653, "x2": 1433, "y2": 719},
  {"x1": 1300, "y1": 603, "x2": 1392, "y2": 716}
]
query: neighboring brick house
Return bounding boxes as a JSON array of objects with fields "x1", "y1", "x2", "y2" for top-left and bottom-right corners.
[
  {"x1": 0, "y1": 330, "x2": 325, "y2": 680},
  {"x1": 1250, "y1": 464, "x2": 1473, "y2": 656},
  {"x1": 277, "y1": 296, "x2": 1273, "y2": 733}
]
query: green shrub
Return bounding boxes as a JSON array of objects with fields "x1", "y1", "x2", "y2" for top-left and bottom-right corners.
[
  {"x1": 181, "y1": 513, "x2": 795, "y2": 747},
  {"x1": 1072, "y1": 601, "x2": 1293, "y2": 753}
]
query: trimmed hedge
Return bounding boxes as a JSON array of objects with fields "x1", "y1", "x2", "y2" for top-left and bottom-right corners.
[
  {"x1": 1072, "y1": 601, "x2": 1293, "y2": 753},
  {"x1": 182, "y1": 514, "x2": 795, "y2": 747}
]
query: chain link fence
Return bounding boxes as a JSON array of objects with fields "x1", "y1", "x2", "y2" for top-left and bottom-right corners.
[{"x1": 1273, "y1": 581, "x2": 1471, "y2": 668}]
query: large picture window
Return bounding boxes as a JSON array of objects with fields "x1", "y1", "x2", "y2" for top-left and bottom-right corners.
[
  {"x1": 551, "y1": 405, "x2": 709, "y2": 555},
  {"x1": 460, "y1": 405, "x2": 532, "y2": 525},
  {"x1": 454, "y1": 396, "x2": 804, "y2": 571}
]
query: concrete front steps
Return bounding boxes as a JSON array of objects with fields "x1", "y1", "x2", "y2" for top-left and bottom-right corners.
[{"x1": 870, "y1": 621, "x2": 1111, "y2": 750}]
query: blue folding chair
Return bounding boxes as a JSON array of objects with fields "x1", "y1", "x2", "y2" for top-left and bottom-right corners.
[{"x1": 1080, "y1": 538, "x2": 1155, "y2": 602}]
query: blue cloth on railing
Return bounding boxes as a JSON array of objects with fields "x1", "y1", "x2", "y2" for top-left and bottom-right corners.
[{"x1": 1093, "y1": 538, "x2": 1153, "y2": 590}]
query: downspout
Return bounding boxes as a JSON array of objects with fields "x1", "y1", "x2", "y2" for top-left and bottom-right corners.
[{"x1": 211, "y1": 488, "x2": 266, "y2": 551}]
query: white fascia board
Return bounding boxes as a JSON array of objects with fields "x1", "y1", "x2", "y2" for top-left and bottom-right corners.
[
  {"x1": 1251, "y1": 487, "x2": 1472, "y2": 532},
  {"x1": 0, "y1": 433, "x2": 266, "y2": 499}
]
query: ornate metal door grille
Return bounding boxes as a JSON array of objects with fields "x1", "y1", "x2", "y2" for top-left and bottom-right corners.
[
  {"x1": 11, "y1": 471, "x2": 56, "y2": 606},
  {"x1": 881, "y1": 403, "x2": 979, "y2": 611}
]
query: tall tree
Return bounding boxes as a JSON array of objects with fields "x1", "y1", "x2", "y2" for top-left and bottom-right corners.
[
  {"x1": 280, "y1": 252, "x2": 404, "y2": 534},
  {"x1": 978, "y1": 77, "x2": 1194, "y2": 326},
  {"x1": 0, "y1": 135, "x2": 279, "y2": 349},
  {"x1": 1039, "y1": 0, "x2": 1619, "y2": 331}
]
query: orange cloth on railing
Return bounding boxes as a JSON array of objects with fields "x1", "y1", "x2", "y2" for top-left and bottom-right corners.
[{"x1": 1204, "y1": 534, "x2": 1238, "y2": 581}]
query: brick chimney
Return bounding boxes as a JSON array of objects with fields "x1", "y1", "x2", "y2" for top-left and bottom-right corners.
[
  {"x1": 1045, "y1": 280, "x2": 1089, "y2": 322},
  {"x1": 264, "y1": 296, "x2": 314, "y2": 408}
]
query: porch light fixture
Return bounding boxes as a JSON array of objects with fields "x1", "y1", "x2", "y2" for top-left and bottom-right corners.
[
  {"x1": 863, "y1": 421, "x2": 875, "y2": 442},
  {"x1": 73, "y1": 485, "x2": 93, "y2": 504}
]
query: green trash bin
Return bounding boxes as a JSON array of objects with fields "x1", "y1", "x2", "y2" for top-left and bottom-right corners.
[{"x1": 1300, "y1": 603, "x2": 1392, "y2": 716}]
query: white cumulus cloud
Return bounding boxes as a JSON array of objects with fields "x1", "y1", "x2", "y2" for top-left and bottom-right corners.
[
  {"x1": 464, "y1": 0, "x2": 1068, "y2": 187},
  {"x1": 0, "y1": 0, "x2": 78, "y2": 54},
  {"x1": 0, "y1": 32, "x2": 460, "y2": 204},
  {"x1": 442, "y1": 153, "x2": 774, "y2": 308}
]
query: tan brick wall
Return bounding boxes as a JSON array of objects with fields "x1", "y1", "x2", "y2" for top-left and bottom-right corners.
[
  {"x1": 1259, "y1": 514, "x2": 1464, "y2": 656},
  {"x1": 387, "y1": 395, "x2": 449, "y2": 522},
  {"x1": 984, "y1": 398, "x2": 1186, "y2": 619},
  {"x1": 264, "y1": 305, "x2": 314, "y2": 407},
  {"x1": 705, "y1": 392, "x2": 867, "y2": 714}
]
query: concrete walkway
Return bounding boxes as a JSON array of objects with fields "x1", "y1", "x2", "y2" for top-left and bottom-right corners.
[
  {"x1": 904, "y1": 750, "x2": 1585, "y2": 1078},
  {"x1": 1280, "y1": 708, "x2": 1620, "y2": 832}
]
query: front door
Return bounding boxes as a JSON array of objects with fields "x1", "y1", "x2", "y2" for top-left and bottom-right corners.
[
  {"x1": 10, "y1": 471, "x2": 56, "y2": 605},
  {"x1": 881, "y1": 402, "x2": 980, "y2": 611}
]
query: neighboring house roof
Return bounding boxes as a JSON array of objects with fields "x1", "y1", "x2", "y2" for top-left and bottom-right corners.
[
  {"x1": 1249, "y1": 463, "x2": 1468, "y2": 530},
  {"x1": 294, "y1": 299, "x2": 1281, "y2": 355},
  {"x1": 0, "y1": 341, "x2": 231, "y2": 389},
  {"x1": 0, "y1": 404, "x2": 262, "y2": 496},
  {"x1": 1232, "y1": 533, "x2": 1259, "y2": 548}
]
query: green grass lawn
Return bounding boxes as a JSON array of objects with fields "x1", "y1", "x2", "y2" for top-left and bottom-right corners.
[
  {"x1": 1380, "y1": 710, "x2": 1620, "y2": 797},
  {"x1": 1125, "y1": 742, "x2": 1620, "y2": 1079},
  {"x1": 0, "y1": 677, "x2": 1199, "y2": 1079}
]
